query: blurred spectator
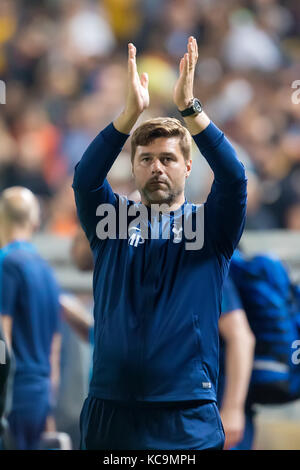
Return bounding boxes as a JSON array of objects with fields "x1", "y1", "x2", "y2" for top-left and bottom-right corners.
[
  {"x1": 47, "y1": 177, "x2": 78, "y2": 237},
  {"x1": 71, "y1": 227, "x2": 93, "y2": 272},
  {"x1": 0, "y1": 187, "x2": 62, "y2": 449},
  {"x1": 218, "y1": 277, "x2": 255, "y2": 450},
  {"x1": 223, "y1": 8, "x2": 284, "y2": 72},
  {"x1": 103, "y1": 0, "x2": 141, "y2": 42},
  {"x1": 60, "y1": 0, "x2": 116, "y2": 64}
]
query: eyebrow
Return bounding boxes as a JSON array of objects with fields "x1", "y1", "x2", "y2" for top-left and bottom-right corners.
[{"x1": 138, "y1": 152, "x2": 177, "y2": 159}]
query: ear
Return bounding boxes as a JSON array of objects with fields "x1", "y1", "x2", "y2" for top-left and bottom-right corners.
[{"x1": 185, "y1": 159, "x2": 192, "y2": 178}]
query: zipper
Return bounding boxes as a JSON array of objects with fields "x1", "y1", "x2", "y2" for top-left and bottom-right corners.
[{"x1": 138, "y1": 213, "x2": 161, "y2": 400}]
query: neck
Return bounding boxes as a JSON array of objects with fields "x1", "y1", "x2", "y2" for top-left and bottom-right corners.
[
  {"x1": 141, "y1": 193, "x2": 186, "y2": 212},
  {"x1": 1, "y1": 225, "x2": 32, "y2": 248}
]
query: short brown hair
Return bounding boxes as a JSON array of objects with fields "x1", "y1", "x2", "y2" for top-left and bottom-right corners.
[{"x1": 131, "y1": 117, "x2": 191, "y2": 163}]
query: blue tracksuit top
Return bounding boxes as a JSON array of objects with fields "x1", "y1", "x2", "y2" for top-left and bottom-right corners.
[
  {"x1": 0, "y1": 241, "x2": 61, "y2": 380},
  {"x1": 72, "y1": 120, "x2": 247, "y2": 402}
]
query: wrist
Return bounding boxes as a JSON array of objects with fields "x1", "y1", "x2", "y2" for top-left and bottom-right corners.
[
  {"x1": 177, "y1": 98, "x2": 194, "y2": 112},
  {"x1": 182, "y1": 111, "x2": 210, "y2": 136},
  {"x1": 114, "y1": 109, "x2": 141, "y2": 135},
  {"x1": 221, "y1": 402, "x2": 244, "y2": 413},
  {"x1": 123, "y1": 107, "x2": 142, "y2": 121}
]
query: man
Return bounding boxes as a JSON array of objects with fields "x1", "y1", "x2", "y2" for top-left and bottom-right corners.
[
  {"x1": 73, "y1": 37, "x2": 247, "y2": 450},
  {"x1": 0, "y1": 187, "x2": 61, "y2": 450},
  {"x1": 218, "y1": 276, "x2": 255, "y2": 450}
]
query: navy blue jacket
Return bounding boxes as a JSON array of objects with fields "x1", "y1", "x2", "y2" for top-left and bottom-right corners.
[{"x1": 73, "y1": 121, "x2": 247, "y2": 402}]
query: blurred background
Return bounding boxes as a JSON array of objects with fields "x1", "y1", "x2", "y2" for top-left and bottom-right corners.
[
  {"x1": 0, "y1": 0, "x2": 300, "y2": 450},
  {"x1": 0, "y1": 0, "x2": 300, "y2": 232}
]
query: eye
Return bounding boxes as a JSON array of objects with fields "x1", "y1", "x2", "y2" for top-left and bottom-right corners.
[
  {"x1": 163, "y1": 157, "x2": 172, "y2": 163},
  {"x1": 142, "y1": 157, "x2": 150, "y2": 162}
]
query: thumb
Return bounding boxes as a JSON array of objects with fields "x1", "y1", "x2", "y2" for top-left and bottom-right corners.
[
  {"x1": 140, "y1": 72, "x2": 149, "y2": 89},
  {"x1": 179, "y1": 57, "x2": 185, "y2": 74}
]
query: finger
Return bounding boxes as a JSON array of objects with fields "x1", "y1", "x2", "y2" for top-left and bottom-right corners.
[
  {"x1": 193, "y1": 37, "x2": 198, "y2": 59},
  {"x1": 128, "y1": 43, "x2": 136, "y2": 59},
  {"x1": 188, "y1": 36, "x2": 194, "y2": 55},
  {"x1": 188, "y1": 37, "x2": 196, "y2": 69},
  {"x1": 180, "y1": 53, "x2": 188, "y2": 79},
  {"x1": 128, "y1": 43, "x2": 137, "y2": 77},
  {"x1": 187, "y1": 44, "x2": 194, "y2": 72},
  {"x1": 188, "y1": 38, "x2": 193, "y2": 57},
  {"x1": 184, "y1": 53, "x2": 189, "y2": 74},
  {"x1": 140, "y1": 72, "x2": 149, "y2": 89},
  {"x1": 188, "y1": 36, "x2": 197, "y2": 57}
]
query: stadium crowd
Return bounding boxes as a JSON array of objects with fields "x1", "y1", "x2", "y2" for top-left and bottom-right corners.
[{"x1": 0, "y1": 0, "x2": 299, "y2": 233}]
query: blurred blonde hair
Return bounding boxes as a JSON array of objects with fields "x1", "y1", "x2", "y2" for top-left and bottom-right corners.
[{"x1": 0, "y1": 186, "x2": 40, "y2": 229}]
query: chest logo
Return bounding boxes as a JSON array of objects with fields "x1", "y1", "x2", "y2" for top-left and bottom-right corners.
[
  {"x1": 172, "y1": 225, "x2": 183, "y2": 243},
  {"x1": 128, "y1": 226, "x2": 145, "y2": 247}
]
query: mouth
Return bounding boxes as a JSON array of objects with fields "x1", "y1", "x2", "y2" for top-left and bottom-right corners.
[{"x1": 148, "y1": 180, "x2": 167, "y2": 187}]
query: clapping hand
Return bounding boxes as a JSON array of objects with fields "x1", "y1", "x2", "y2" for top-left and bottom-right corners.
[
  {"x1": 114, "y1": 43, "x2": 149, "y2": 134},
  {"x1": 173, "y1": 36, "x2": 199, "y2": 111}
]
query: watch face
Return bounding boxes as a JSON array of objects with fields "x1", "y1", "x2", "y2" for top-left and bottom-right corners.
[{"x1": 193, "y1": 99, "x2": 202, "y2": 113}]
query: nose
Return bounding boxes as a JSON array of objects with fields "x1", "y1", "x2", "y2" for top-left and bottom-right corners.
[{"x1": 151, "y1": 159, "x2": 163, "y2": 175}]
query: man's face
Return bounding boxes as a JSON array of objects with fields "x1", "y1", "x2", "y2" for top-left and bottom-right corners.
[{"x1": 132, "y1": 136, "x2": 192, "y2": 206}]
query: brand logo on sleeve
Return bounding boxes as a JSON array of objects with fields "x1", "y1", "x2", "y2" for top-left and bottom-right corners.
[{"x1": 202, "y1": 382, "x2": 212, "y2": 389}]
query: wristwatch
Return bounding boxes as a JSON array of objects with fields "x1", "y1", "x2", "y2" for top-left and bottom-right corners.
[{"x1": 179, "y1": 98, "x2": 203, "y2": 117}]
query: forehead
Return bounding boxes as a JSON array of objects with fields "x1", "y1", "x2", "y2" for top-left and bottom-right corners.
[{"x1": 135, "y1": 136, "x2": 183, "y2": 155}]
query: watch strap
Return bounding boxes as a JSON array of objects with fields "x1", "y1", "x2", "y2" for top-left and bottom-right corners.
[{"x1": 179, "y1": 98, "x2": 202, "y2": 117}]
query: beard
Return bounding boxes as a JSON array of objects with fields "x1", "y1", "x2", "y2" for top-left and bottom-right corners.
[{"x1": 141, "y1": 179, "x2": 184, "y2": 207}]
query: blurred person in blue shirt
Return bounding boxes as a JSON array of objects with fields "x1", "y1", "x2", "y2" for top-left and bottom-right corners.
[
  {"x1": 218, "y1": 276, "x2": 255, "y2": 450},
  {"x1": 0, "y1": 186, "x2": 61, "y2": 450}
]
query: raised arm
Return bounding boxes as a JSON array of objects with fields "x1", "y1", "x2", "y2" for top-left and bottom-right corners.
[
  {"x1": 72, "y1": 44, "x2": 149, "y2": 245},
  {"x1": 173, "y1": 37, "x2": 247, "y2": 258}
]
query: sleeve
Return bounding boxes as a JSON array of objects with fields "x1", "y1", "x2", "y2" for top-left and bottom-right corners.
[
  {"x1": 88, "y1": 326, "x2": 95, "y2": 347},
  {"x1": 0, "y1": 259, "x2": 20, "y2": 318},
  {"x1": 221, "y1": 276, "x2": 244, "y2": 315},
  {"x1": 72, "y1": 122, "x2": 130, "y2": 247},
  {"x1": 193, "y1": 121, "x2": 247, "y2": 260}
]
